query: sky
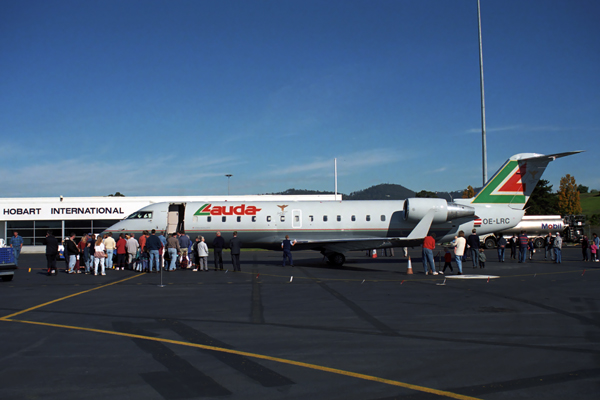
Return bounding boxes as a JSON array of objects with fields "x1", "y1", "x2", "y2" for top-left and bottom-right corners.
[{"x1": 1, "y1": 0, "x2": 598, "y2": 198}]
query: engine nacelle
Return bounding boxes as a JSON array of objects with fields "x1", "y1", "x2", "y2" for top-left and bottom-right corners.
[{"x1": 403, "y1": 198, "x2": 476, "y2": 224}]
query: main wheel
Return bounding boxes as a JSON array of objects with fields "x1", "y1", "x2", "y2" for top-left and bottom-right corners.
[{"x1": 327, "y1": 253, "x2": 346, "y2": 266}]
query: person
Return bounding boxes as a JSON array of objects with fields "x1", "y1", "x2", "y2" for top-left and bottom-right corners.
[
  {"x1": 115, "y1": 233, "x2": 127, "y2": 270},
  {"x1": 509, "y1": 234, "x2": 517, "y2": 260},
  {"x1": 496, "y1": 234, "x2": 507, "y2": 262},
  {"x1": 451, "y1": 230, "x2": 466, "y2": 275},
  {"x1": 467, "y1": 229, "x2": 480, "y2": 268},
  {"x1": 590, "y1": 241, "x2": 598, "y2": 262},
  {"x1": 544, "y1": 233, "x2": 554, "y2": 261},
  {"x1": 527, "y1": 238, "x2": 535, "y2": 260},
  {"x1": 442, "y1": 248, "x2": 453, "y2": 273},
  {"x1": 581, "y1": 235, "x2": 589, "y2": 261},
  {"x1": 126, "y1": 233, "x2": 139, "y2": 270},
  {"x1": 178, "y1": 231, "x2": 191, "y2": 268},
  {"x1": 593, "y1": 233, "x2": 600, "y2": 262},
  {"x1": 193, "y1": 236, "x2": 209, "y2": 271},
  {"x1": 192, "y1": 236, "x2": 200, "y2": 270},
  {"x1": 518, "y1": 230, "x2": 528, "y2": 263},
  {"x1": 77, "y1": 234, "x2": 88, "y2": 273},
  {"x1": 478, "y1": 248, "x2": 486, "y2": 268},
  {"x1": 213, "y1": 231, "x2": 225, "y2": 271},
  {"x1": 104, "y1": 232, "x2": 116, "y2": 270},
  {"x1": 138, "y1": 230, "x2": 148, "y2": 256},
  {"x1": 93, "y1": 236, "x2": 107, "y2": 275},
  {"x1": 421, "y1": 233, "x2": 438, "y2": 275},
  {"x1": 145, "y1": 229, "x2": 162, "y2": 273},
  {"x1": 44, "y1": 231, "x2": 59, "y2": 276},
  {"x1": 553, "y1": 232, "x2": 563, "y2": 263},
  {"x1": 281, "y1": 235, "x2": 296, "y2": 267},
  {"x1": 64, "y1": 233, "x2": 80, "y2": 274},
  {"x1": 229, "y1": 231, "x2": 242, "y2": 272},
  {"x1": 87, "y1": 234, "x2": 96, "y2": 272},
  {"x1": 9, "y1": 231, "x2": 23, "y2": 267},
  {"x1": 158, "y1": 231, "x2": 167, "y2": 269},
  {"x1": 166, "y1": 233, "x2": 180, "y2": 271}
]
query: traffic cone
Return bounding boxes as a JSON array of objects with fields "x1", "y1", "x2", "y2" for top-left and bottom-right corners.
[
  {"x1": 371, "y1": 249, "x2": 377, "y2": 259},
  {"x1": 406, "y1": 256, "x2": 413, "y2": 275}
]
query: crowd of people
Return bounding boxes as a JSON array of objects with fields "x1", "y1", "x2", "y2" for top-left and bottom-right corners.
[
  {"x1": 32, "y1": 229, "x2": 246, "y2": 276},
  {"x1": 422, "y1": 229, "x2": 600, "y2": 275}
]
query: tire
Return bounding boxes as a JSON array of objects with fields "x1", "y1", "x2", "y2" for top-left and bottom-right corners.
[
  {"x1": 327, "y1": 253, "x2": 346, "y2": 266},
  {"x1": 534, "y1": 237, "x2": 545, "y2": 248},
  {"x1": 1, "y1": 275, "x2": 14, "y2": 282},
  {"x1": 484, "y1": 237, "x2": 496, "y2": 249}
]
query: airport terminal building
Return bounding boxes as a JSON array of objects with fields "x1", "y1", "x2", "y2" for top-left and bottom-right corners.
[{"x1": 1, "y1": 194, "x2": 338, "y2": 252}]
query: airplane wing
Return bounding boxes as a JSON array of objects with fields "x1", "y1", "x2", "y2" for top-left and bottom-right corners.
[{"x1": 293, "y1": 210, "x2": 436, "y2": 252}]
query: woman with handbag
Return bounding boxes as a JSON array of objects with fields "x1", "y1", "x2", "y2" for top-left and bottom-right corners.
[{"x1": 94, "y1": 236, "x2": 107, "y2": 276}]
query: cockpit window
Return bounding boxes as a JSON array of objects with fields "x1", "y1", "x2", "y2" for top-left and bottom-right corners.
[{"x1": 127, "y1": 211, "x2": 153, "y2": 219}]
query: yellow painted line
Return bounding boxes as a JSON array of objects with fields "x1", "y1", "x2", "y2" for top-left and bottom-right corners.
[
  {"x1": 0, "y1": 274, "x2": 143, "y2": 321},
  {"x1": 3, "y1": 317, "x2": 481, "y2": 400}
]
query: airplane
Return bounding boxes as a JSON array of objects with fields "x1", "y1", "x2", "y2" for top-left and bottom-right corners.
[{"x1": 103, "y1": 151, "x2": 581, "y2": 266}]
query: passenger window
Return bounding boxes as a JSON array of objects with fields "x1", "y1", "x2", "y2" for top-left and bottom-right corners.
[
  {"x1": 295, "y1": 215, "x2": 299, "y2": 222},
  {"x1": 207, "y1": 216, "x2": 212, "y2": 223},
  {"x1": 280, "y1": 216, "x2": 285, "y2": 222},
  {"x1": 351, "y1": 215, "x2": 356, "y2": 222},
  {"x1": 309, "y1": 215, "x2": 314, "y2": 222},
  {"x1": 237, "y1": 216, "x2": 241, "y2": 222},
  {"x1": 366, "y1": 215, "x2": 371, "y2": 222},
  {"x1": 267, "y1": 216, "x2": 271, "y2": 222},
  {"x1": 381, "y1": 215, "x2": 386, "y2": 222},
  {"x1": 252, "y1": 216, "x2": 256, "y2": 222},
  {"x1": 337, "y1": 215, "x2": 341, "y2": 222},
  {"x1": 323, "y1": 215, "x2": 328, "y2": 222},
  {"x1": 222, "y1": 216, "x2": 226, "y2": 222}
]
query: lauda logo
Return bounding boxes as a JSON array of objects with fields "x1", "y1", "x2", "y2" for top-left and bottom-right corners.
[{"x1": 194, "y1": 204, "x2": 262, "y2": 216}]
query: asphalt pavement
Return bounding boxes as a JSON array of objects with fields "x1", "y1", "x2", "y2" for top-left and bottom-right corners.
[{"x1": 1, "y1": 248, "x2": 599, "y2": 400}]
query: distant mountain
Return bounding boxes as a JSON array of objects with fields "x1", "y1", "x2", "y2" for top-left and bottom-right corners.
[
  {"x1": 269, "y1": 184, "x2": 478, "y2": 201},
  {"x1": 346, "y1": 184, "x2": 414, "y2": 200}
]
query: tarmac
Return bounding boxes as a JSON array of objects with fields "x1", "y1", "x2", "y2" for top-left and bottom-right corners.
[{"x1": 1, "y1": 248, "x2": 599, "y2": 400}]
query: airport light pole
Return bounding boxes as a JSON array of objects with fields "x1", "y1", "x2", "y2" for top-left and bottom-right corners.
[
  {"x1": 478, "y1": 0, "x2": 488, "y2": 185},
  {"x1": 225, "y1": 174, "x2": 232, "y2": 196}
]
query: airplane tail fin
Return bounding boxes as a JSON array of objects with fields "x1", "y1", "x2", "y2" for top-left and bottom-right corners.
[{"x1": 469, "y1": 151, "x2": 582, "y2": 209}]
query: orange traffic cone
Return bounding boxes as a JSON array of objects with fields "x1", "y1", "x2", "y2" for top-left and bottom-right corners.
[
  {"x1": 406, "y1": 256, "x2": 413, "y2": 275},
  {"x1": 371, "y1": 249, "x2": 377, "y2": 259}
]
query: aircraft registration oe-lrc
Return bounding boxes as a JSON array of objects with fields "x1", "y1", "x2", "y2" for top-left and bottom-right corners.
[{"x1": 104, "y1": 152, "x2": 581, "y2": 266}]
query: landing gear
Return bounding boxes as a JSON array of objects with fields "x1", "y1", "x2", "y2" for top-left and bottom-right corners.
[{"x1": 325, "y1": 252, "x2": 346, "y2": 267}]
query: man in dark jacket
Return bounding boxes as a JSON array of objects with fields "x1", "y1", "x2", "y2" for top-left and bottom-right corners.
[
  {"x1": 146, "y1": 229, "x2": 163, "y2": 273},
  {"x1": 229, "y1": 231, "x2": 242, "y2": 272},
  {"x1": 467, "y1": 229, "x2": 480, "y2": 268},
  {"x1": 212, "y1": 231, "x2": 225, "y2": 271},
  {"x1": 64, "y1": 233, "x2": 80, "y2": 274},
  {"x1": 496, "y1": 234, "x2": 507, "y2": 263},
  {"x1": 44, "y1": 231, "x2": 59, "y2": 276}
]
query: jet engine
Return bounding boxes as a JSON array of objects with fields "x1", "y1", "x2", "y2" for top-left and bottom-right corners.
[{"x1": 403, "y1": 198, "x2": 475, "y2": 224}]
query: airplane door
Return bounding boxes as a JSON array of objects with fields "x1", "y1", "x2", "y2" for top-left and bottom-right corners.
[
  {"x1": 167, "y1": 203, "x2": 186, "y2": 234},
  {"x1": 292, "y1": 209, "x2": 302, "y2": 228}
]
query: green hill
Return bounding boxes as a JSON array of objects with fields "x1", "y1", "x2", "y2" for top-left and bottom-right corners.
[{"x1": 581, "y1": 192, "x2": 600, "y2": 215}]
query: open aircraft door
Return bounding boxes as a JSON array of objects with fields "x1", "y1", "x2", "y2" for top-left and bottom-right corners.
[
  {"x1": 167, "y1": 203, "x2": 186, "y2": 234},
  {"x1": 292, "y1": 209, "x2": 302, "y2": 229}
]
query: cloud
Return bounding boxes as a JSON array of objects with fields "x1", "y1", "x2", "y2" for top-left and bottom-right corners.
[
  {"x1": 0, "y1": 154, "x2": 242, "y2": 197},
  {"x1": 266, "y1": 148, "x2": 410, "y2": 177}
]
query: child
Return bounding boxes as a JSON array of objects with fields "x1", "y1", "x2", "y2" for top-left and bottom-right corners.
[
  {"x1": 442, "y1": 248, "x2": 453, "y2": 273},
  {"x1": 591, "y1": 242, "x2": 598, "y2": 262},
  {"x1": 528, "y1": 238, "x2": 535, "y2": 260},
  {"x1": 478, "y1": 248, "x2": 486, "y2": 269}
]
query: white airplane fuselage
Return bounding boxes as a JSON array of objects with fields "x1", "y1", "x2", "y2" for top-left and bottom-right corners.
[{"x1": 104, "y1": 199, "x2": 523, "y2": 252}]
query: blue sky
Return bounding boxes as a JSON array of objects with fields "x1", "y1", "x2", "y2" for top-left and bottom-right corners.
[{"x1": 1, "y1": 0, "x2": 598, "y2": 198}]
